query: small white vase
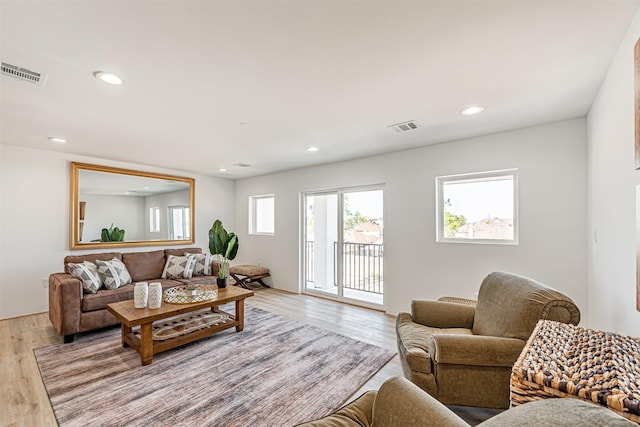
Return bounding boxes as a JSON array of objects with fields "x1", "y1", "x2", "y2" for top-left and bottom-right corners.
[
  {"x1": 134, "y1": 282, "x2": 148, "y2": 308},
  {"x1": 148, "y1": 282, "x2": 162, "y2": 309}
]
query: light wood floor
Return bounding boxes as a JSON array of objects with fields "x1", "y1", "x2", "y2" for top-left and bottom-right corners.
[{"x1": 0, "y1": 288, "x2": 499, "y2": 427}]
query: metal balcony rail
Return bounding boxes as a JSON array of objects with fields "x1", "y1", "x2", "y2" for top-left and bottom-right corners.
[{"x1": 304, "y1": 241, "x2": 383, "y2": 295}]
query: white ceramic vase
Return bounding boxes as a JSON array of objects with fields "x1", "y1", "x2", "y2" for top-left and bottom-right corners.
[
  {"x1": 148, "y1": 282, "x2": 162, "y2": 309},
  {"x1": 134, "y1": 282, "x2": 148, "y2": 308}
]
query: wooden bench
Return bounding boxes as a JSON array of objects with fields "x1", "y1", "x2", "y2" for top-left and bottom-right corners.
[{"x1": 229, "y1": 265, "x2": 270, "y2": 289}]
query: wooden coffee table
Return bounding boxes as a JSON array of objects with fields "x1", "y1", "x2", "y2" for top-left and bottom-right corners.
[{"x1": 107, "y1": 286, "x2": 253, "y2": 365}]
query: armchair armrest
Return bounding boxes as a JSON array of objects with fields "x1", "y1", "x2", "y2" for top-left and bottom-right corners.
[
  {"x1": 411, "y1": 300, "x2": 475, "y2": 329},
  {"x1": 48, "y1": 273, "x2": 82, "y2": 337},
  {"x1": 428, "y1": 334, "x2": 525, "y2": 367},
  {"x1": 373, "y1": 377, "x2": 468, "y2": 427}
]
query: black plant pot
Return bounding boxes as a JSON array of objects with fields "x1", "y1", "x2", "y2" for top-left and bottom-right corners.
[{"x1": 216, "y1": 277, "x2": 229, "y2": 289}]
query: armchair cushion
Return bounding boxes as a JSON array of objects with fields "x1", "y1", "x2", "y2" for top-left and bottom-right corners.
[
  {"x1": 428, "y1": 334, "x2": 525, "y2": 367},
  {"x1": 481, "y1": 398, "x2": 635, "y2": 427},
  {"x1": 411, "y1": 300, "x2": 475, "y2": 329},
  {"x1": 472, "y1": 272, "x2": 580, "y2": 340},
  {"x1": 396, "y1": 313, "x2": 472, "y2": 375}
]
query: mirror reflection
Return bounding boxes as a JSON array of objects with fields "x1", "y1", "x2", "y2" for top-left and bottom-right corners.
[{"x1": 71, "y1": 163, "x2": 195, "y2": 249}]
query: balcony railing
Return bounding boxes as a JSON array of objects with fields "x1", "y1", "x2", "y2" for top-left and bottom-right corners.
[{"x1": 305, "y1": 241, "x2": 383, "y2": 295}]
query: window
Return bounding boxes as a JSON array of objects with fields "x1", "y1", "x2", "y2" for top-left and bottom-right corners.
[
  {"x1": 436, "y1": 169, "x2": 517, "y2": 244},
  {"x1": 149, "y1": 207, "x2": 160, "y2": 233},
  {"x1": 168, "y1": 206, "x2": 190, "y2": 240},
  {"x1": 249, "y1": 194, "x2": 275, "y2": 235}
]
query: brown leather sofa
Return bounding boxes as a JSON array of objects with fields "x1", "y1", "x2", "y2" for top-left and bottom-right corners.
[
  {"x1": 396, "y1": 272, "x2": 580, "y2": 409},
  {"x1": 297, "y1": 376, "x2": 634, "y2": 426},
  {"x1": 48, "y1": 247, "x2": 219, "y2": 343}
]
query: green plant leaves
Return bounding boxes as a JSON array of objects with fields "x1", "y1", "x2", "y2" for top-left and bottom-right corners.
[{"x1": 208, "y1": 220, "x2": 239, "y2": 278}]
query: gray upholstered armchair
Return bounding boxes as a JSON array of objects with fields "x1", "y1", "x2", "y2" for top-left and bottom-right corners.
[
  {"x1": 396, "y1": 272, "x2": 580, "y2": 409},
  {"x1": 296, "y1": 377, "x2": 633, "y2": 426}
]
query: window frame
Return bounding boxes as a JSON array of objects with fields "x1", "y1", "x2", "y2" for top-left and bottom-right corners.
[
  {"x1": 249, "y1": 194, "x2": 275, "y2": 236},
  {"x1": 149, "y1": 206, "x2": 160, "y2": 233},
  {"x1": 435, "y1": 169, "x2": 518, "y2": 245}
]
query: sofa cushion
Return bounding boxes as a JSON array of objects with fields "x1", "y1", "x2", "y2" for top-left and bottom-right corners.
[
  {"x1": 122, "y1": 250, "x2": 165, "y2": 282},
  {"x1": 64, "y1": 252, "x2": 122, "y2": 274},
  {"x1": 96, "y1": 258, "x2": 132, "y2": 289},
  {"x1": 82, "y1": 279, "x2": 182, "y2": 312},
  {"x1": 68, "y1": 261, "x2": 103, "y2": 294},
  {"x1": 188, "y1": 253, "x2": 214, "y2": 276},
  {"x1": 165, "y1": 247, "x2": 202, "y2": 257},
  {"x1": 161, "y1": 255, "x2": 196, "y2": 279}
]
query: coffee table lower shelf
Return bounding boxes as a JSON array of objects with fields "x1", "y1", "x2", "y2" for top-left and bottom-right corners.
[{"x1": 122, "y1": 309, "x2": 238, "y2": 362}]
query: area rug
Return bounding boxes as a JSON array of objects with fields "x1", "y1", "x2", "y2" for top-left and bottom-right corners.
[{"x1": 34, "y1": 306, "x2": 395, "y2": 427}]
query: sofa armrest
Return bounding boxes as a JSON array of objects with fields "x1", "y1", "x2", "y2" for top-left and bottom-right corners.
[
  {"x1": 373, "y1": 377, "x2": 468, "y2": 427},
  {"x1": 295, "y1": 391, "x2": 375, "y2": 426},
  {"x1": 428, "y1": 334, "x2": 525, "y2": 367},
  {"x1": 411, "y1": 300, "x2": 475, "y2": 329},
  {"x1": 48, "y1": 273, "x2": 82, "y2": 336}
]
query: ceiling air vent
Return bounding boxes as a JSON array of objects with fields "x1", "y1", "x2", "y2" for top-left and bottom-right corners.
[
  {"x1": 388, "y1": 120, "x2": 419, "y2": 133},
  {"x1": 1, "y1": 62, "x2": 47, "y2": 87}
]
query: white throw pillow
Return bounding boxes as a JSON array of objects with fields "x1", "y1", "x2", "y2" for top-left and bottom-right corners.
[
  {"x1": 186, "y1": 253, "x2": 214, "y2": 276},
  {"x1": 68, "y1": 261, "x2": 103, "y2": 293},
  {"x1": 96, "y1": 258, "x2": 132, "y2": 290},
  {"x1": 162, "y1": 255, "x2": 196, "y2": 279}
]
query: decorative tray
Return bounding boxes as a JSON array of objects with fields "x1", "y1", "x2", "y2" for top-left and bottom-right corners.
[{"x1": 163, "y1": 284, "x2": 218, "y2": 304}]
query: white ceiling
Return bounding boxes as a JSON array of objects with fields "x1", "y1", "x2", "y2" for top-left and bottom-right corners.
[{"x1": 1, "y1": 1, "x2": 637, "y2": 179}]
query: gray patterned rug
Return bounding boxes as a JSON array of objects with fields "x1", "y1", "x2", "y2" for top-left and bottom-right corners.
[{"x1": 34, "y1": 306, "x2": 395, "y2": 427}]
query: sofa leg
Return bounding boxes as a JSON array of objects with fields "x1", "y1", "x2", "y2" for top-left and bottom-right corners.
[{"x1": 63, "y1": 334, "x2": 75, "y2": 343}]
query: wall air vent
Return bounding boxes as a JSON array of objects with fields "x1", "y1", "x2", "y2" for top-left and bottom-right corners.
[
  {"x1": 1, "y1": 62, "x2": 47, "y2": 87},
  {"x1": 388, "y1": 120, "x2": 419, "y2": 133},
  {"x1": 233, "y1": 163, "x2": 251, "y2": 168}
]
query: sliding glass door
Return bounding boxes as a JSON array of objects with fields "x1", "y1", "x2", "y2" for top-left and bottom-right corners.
[{"x1": 303, "y1": 187, "x2": 383, "y2": 307}]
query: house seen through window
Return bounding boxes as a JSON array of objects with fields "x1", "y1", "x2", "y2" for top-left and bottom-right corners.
[{"x1": 436, "y1": 169, "x2": 517, "y2": 244}]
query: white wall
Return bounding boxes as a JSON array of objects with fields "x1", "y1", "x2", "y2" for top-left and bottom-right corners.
[
  {"x1": 80, "y1": 194, "x2": 145, "y2": 242},
  {"x1": 0, "y1": 144, "x2": 234, "y2": 319},
  {"x1": 235, "y1": 119, "x2": 588, "y2": 316},
  {"x1": 587, "y1": 10, "x2": 640, "y2": 335}
]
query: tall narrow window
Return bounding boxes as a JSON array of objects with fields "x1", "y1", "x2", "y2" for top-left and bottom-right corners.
[
  {"x1": 436, "y1": 169, "x2": 518, "y2": 244},
  {"x1": 168, "y1": 206, "x2": 190, "y2": 240},
  {"x1": 249, "y1": 194, "x2": 275, "y2": 235},
  {"x1": 149, "y1": 207, "x2": 160, "y2": 233}
]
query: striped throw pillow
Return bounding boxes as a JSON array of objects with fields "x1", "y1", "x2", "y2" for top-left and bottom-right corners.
[
  {"x1": 186, "y1": 253, "x2": 214, "y2": 276},
  {"x1": 68, "y1": 261, "x2": 103, "y2": 294},
  {"x1": 162, "y1": 255, "x2": 196, "y2": 279},
  {"x1": 96, "y1": 258, "x2": 132, "y2": 290}
]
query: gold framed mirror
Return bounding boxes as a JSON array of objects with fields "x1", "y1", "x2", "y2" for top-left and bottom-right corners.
[{"x1": 70, "y1": 162, "x2": 195, "y2": 250}]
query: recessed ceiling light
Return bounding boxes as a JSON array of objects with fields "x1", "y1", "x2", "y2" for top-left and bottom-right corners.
[
  {"x1": 48, "y1": 137, "x2": 67, "y2": 144},
  {"x1": 218, "y1": 168, "x2": 227, "y2": 172},
  {"x1": 94, "y1": 71, "x2": 124, "y2": 85},
  {"x1": 461, "y1": 105, "x2": 484, "y2": 116},
  {"x1": 307, "y1": 146, "x2": 319, "y2": 152}
]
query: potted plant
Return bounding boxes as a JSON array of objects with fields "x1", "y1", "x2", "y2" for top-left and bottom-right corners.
[
  {"x1": 208, "y1": 220, "x2": 239, "y2": 288},
  {"x1": 101, "y1": 223, "x2": 125, "y2": 242}
]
